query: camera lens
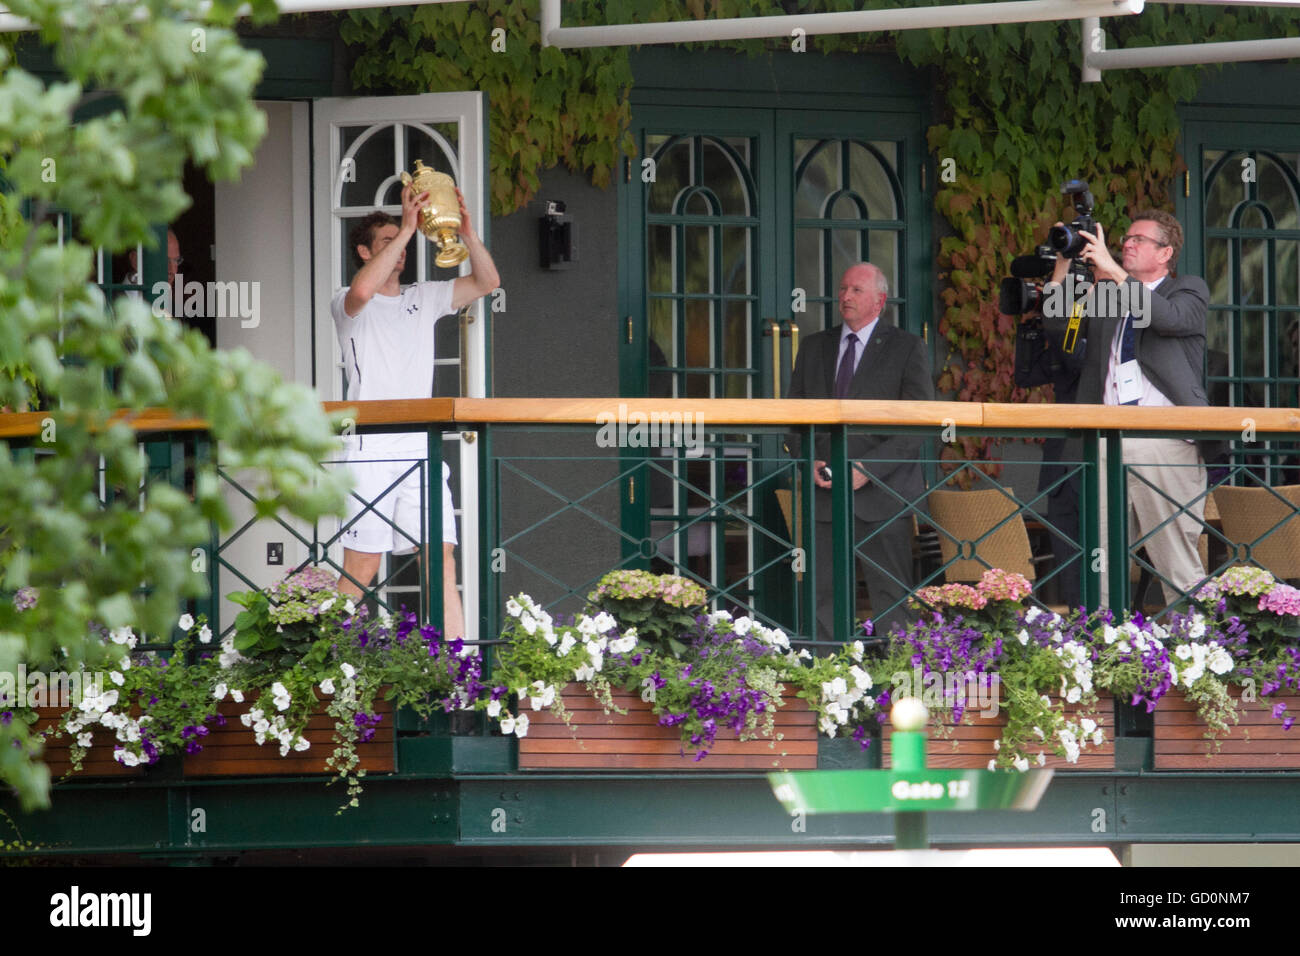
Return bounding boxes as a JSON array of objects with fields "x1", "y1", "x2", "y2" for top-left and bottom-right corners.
[
  {"x1": 1049, "y1": 224, "x2": 1086, "y2": 258},
  {"x1": 999, "y1": 277, "x2": 1040, "y2": 315}
]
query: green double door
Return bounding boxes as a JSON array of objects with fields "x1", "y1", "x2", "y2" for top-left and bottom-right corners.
[
  {"x1": 1183, "y1": 111, "x2": 1300, "y2": 485},
  {"x1": 618, "y1": 104, "x2": 930, "y2": 634}
]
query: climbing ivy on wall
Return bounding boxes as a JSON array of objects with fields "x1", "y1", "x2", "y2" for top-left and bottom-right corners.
[
  {"x1": 341, "y1": 1, "x2": 636, "y2": 215},
  {"x1": 340, "y1": 1, "x2": 1300, "y2": 427}
]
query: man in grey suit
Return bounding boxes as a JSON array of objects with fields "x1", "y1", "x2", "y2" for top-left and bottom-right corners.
[
  {"x1": 1044, "y1": 209, "x2": 1210, "y2": 606},
  {"x1": 788, "y1": 262, "x2": 934, "y2": 639}
]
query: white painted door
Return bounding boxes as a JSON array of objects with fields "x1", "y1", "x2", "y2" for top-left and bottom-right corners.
[{"x1": 313, "y1": 92, "x2": 487, "y2": 638}]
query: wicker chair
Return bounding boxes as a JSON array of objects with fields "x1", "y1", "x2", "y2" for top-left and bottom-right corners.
[
  {"x1": 928, "y1": 487, "x2": 1037, "y2": 583},
  {"x1": 1211, "y1": 483, "x2": 1300, "y2": 582}
]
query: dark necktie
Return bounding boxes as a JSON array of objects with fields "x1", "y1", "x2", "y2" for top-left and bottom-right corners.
[
  {"x1": 835, "y1": 335, "x2": 857, "y2": 399},
  {"x1": 1119, "y1": 314, "x2": 1139, "y2": 405}
]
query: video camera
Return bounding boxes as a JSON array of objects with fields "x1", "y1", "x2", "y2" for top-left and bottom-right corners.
[{"x1": 998, "y1": 179, "x2": 1096, "y2": 316}]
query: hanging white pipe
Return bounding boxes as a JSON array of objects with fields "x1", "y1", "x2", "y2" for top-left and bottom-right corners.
[
  {"x1": 1088, "y1": 35, "x2": 1300, "y2": 69},
  {"x1": 540, "y1": 0, "x2": 1144, "y2": 48},
  {"x1": 1082, "y1": 15, "x2": 1102, "y2": 82},
  {"x1": 0, "y1": 0, "x2": 474, "y2": 34}
]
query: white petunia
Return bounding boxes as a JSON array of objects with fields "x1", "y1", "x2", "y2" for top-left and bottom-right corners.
[
  {"x1": 1036, "y1": 752, "x2": 1047, "y2": 767},
  {"x1": 77, "y1": 731, "x2": 93, "y2": 748},
  {"x1": 1016, "y1": 628, "x2": 1030, "y2": 646},
  {"x1": 591, "y1": 612, "x2": 618, "y2": 633},
  {"x1": 1013, "y1": 756, "x2": 1029, "y2": 772},
  {"x1": 849, "y1": 640, "x2": 864, "y2": 663},
  {"x1": 293, "y1": 737, "x2": 311, "y2": 752},
  {"x1": 1208, "y1": 647, "x2": 1234, "y2": 676},
  {"x1": 213, "y1": 682, "x2": 228, "y2": 701},
  {"x1": 1080, "y1": 717, "x2": 1097, "y2": 734},
  {"x1": 505, "y1": 598, "x2": 523, "y2": 617},
  {"x1": 340, "y1": 663, "x2": 356, "y2": 679},
  {"x1": 733, "y1": 616, "x2": 754, "y2": 636},
  {"x1": 318, "y1": 598, "x2": 336, "y2": 614},
  {"x1": 1175, "y1": 644, "x2": 1193, "y2": 660},
  {"x1": 486, "y1": 700, "x2": 501, "y2": 718},
  {"x1": 110, "y1": 671, "x2": 124, "y2": 686},
  {"x1": 271, "y1": 682, "x2": 291, "y2": 711},
  {"x1": 318, "y1": 678, "x2": 335, "y2": 696},
  {"x1": 119, "y1": 750, "x2": 140, "y2": 767},
  {"x1": 499, "y1": 715, "x2": 516, "y2": 735},
  {"x1": 987, "y1": 759, "x2": 997, "y2": 771},
  {"x1": 514, "y1": 714, "x2": 530, "y2": 738},
  {"x1": 178, "y1": 614, "x2": 195, "y2": 631},
  {"x1": 557, "y1": 633, "x2": 577, "y2": 656},
  {"x1": 231, "y1": 689, "x2": 244, "y2": 703},
  {"x1": 1066, "y1": 686, "x2": 1082, "y2": 704},
  {"x1": 198, "y1": 624, "x2": 212, "y2": 644},
  {"x1": 344, "y1": 599, "x2": 356, "y2": 617}
]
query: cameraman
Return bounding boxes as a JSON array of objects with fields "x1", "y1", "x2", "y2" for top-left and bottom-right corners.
[
  {"x1": 1015, "y1": 315, "x2": 1086, "y2": 608},
  {"x1": 1043, "y1": 210, "x2": 1210, "y2": 608}
]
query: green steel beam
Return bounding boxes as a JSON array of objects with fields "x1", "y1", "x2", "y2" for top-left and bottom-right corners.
[{"x1": 10, "y1": 768, "x2": 1300, "y2": 857}]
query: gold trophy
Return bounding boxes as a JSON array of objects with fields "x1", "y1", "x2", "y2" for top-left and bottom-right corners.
[{"x1": 399, "y1": 160, "x2": 468, "y2": 267}]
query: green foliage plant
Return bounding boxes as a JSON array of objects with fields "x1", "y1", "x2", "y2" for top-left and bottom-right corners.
[
  {"x1": 341, "y1": 1, "x2": 635, "y2": 215},
  {"x1": 584, "y1": 568, "x2": 707, "y2": 658},
  {"x1": 0, "y1": 0, "x2": 353, "y2": 809},
  {"x1": 491, "y1": 584, "x2": 881, "y2": 756}
]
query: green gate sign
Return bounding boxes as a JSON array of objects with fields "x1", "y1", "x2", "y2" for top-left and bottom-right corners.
[{"x1": 767, "y1": 767, "x2": 1054, "y2": 814}]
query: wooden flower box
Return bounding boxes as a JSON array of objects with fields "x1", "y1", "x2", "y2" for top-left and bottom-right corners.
[
  {"x1": 881, "y1": 692, "x2": 1115, "y2": 771},
  {"x1": 33, "y1": 695, "x2": 399, "y2": 778},
  {"x1": 518, "y1": 685, "x2": 819, "y2": 771},
  {"x1": 32, "y1": 708, "x2": 145, "y2": 779},
  {"x1": 184, "y1": 694, "x2": 397, "y2": 777},
  {"x1": 1154, "y1": 687, "x2": 1300, "y2": 770}
]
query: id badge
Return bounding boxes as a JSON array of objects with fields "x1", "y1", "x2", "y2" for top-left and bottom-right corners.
[{"x1": 1116, "y1": 359, "x2": 1143, "y2": 404}]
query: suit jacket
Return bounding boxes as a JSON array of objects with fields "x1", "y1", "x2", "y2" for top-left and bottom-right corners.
[
  {"x1": 787, "y1": 321, "x2": 935, "y2": 522},
  {"x1": 1045, "y1": 272, "x2": 1218, "y2": 458},
  {"x1": 1070, "y1": 273, "x2": 1209, "y2": 407}
]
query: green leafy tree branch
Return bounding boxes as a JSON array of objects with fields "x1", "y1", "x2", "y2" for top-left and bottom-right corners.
[{"x1": 0, "y1": 0, "x2": 351, "y2": 809}]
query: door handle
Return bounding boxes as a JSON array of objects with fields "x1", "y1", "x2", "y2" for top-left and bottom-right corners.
[{"x1": 763, "y1": 320, "x2": 800, "y2": 399}]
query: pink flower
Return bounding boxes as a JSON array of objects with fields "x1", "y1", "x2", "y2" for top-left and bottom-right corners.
[
  {"x1": 1259, "y1": 584, "x2": 1300, "y2": 617},
  {"x1": 977, "y1": 568, "x2": 1033, "y2": 603},
  {"x1": 915, "y1": 583, "x2": 986, "y2": 610}
]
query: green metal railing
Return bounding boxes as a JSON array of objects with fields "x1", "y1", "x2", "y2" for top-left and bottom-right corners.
[{"x1": 6, "y1": 399, "x2": 1298, "y2": 645}]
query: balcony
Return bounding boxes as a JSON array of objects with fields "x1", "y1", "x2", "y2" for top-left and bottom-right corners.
[{"x1": 3, "y1": 398, "x2": 1300, "y2": 862}]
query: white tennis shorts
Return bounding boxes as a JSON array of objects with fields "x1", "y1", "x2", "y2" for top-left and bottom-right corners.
[{"x1": 340, "y1": 436, "x2": 457, "y2": 554}]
